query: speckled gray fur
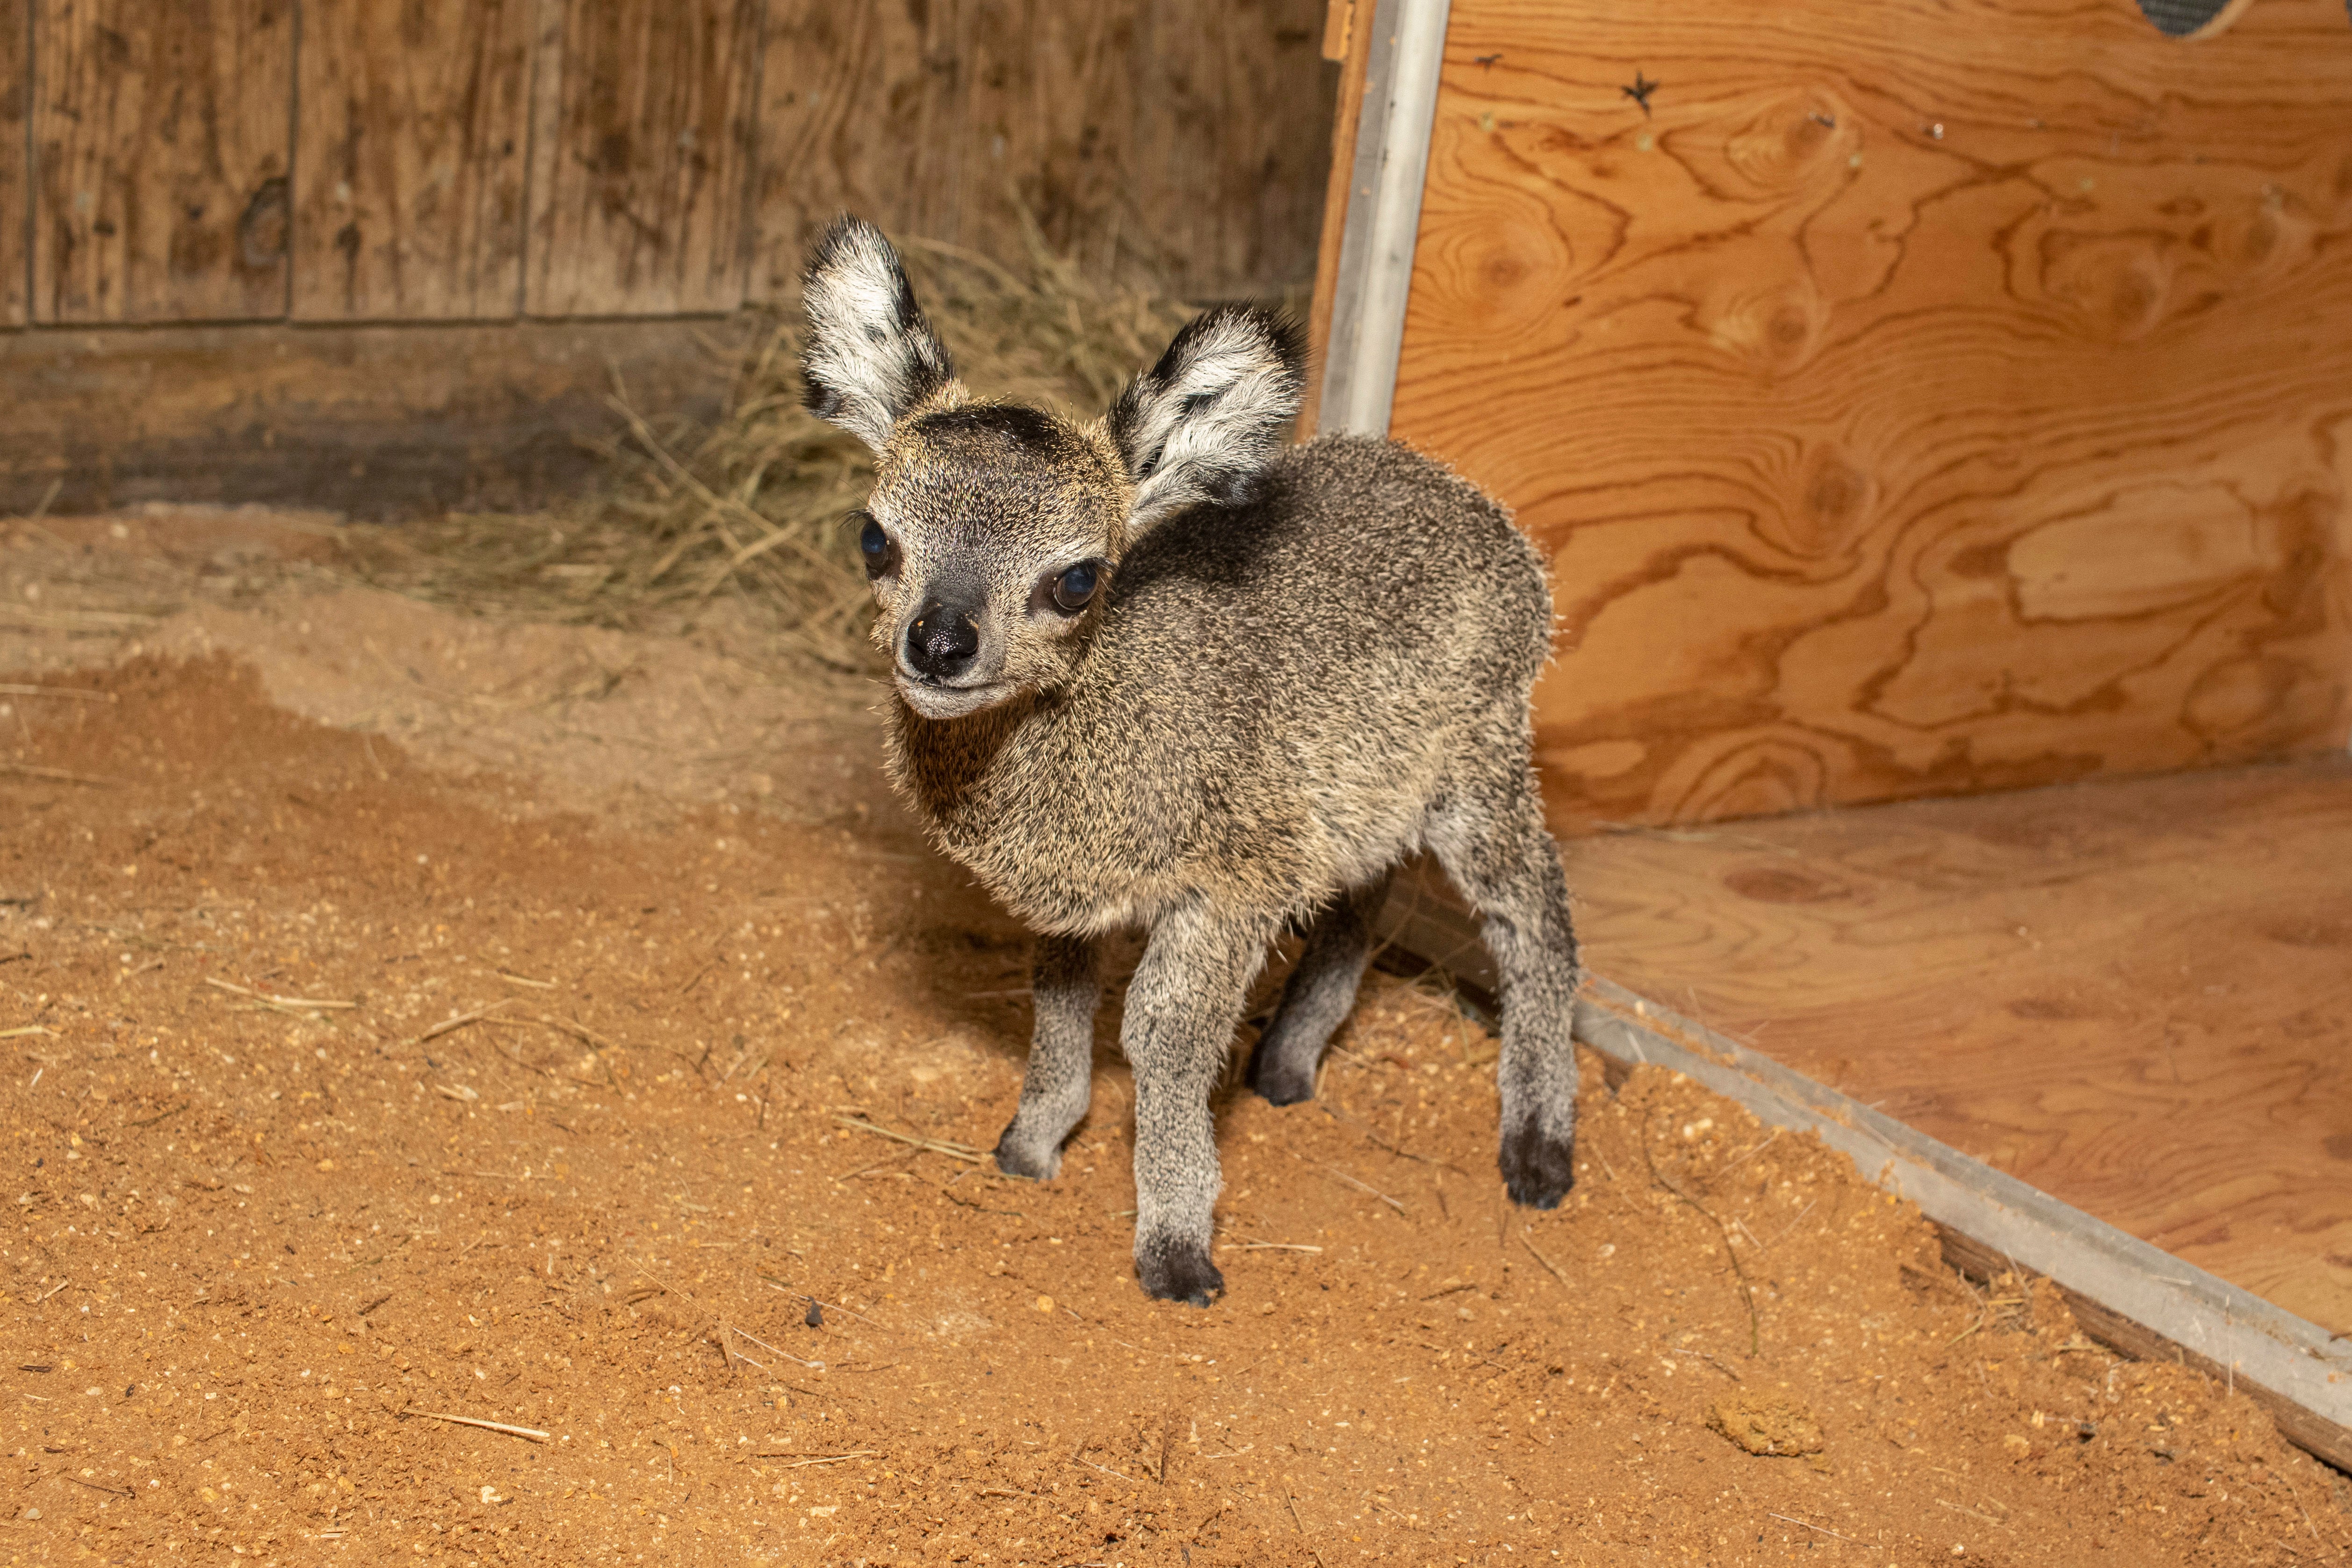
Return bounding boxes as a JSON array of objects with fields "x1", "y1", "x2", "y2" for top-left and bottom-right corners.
[
  {"x1": 1246, "y1": 874, "x2": 1392, "y2": 1106},
  {"x1": 801, "y1": 217, "x2": 1580, "y2": 1306}
]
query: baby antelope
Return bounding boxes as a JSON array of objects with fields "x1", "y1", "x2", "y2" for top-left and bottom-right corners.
[{"x1": 801, "y1": 217, "x2": 1580, "y2": 1306}]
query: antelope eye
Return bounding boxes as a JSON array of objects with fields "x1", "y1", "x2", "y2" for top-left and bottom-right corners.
[
  {"x1": 854, "y1": 512, "x2": 896, "y2": 578},
  {"x1": 1050, "y1": 561, "x2": 1101, "y2": 614}
]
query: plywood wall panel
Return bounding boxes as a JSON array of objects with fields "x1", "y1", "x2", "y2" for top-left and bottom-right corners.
[
  {"x1": 1385, "y1": 0, "x2": 2352, "y2": 832},
  {"x1": 291, "y1": 0, "x2": 534, "y2": 321},
  {"x1": 751, "y1": 0, "x2": 1334, "y2": 303},
  {"x1": 31, "y1": 0, "x2": 294, "y2": 323},
  {"x1": 523, "y1": 0, "x2": 763, "y2": 317}
]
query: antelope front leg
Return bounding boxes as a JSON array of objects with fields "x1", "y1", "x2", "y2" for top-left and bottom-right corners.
[
  {"x1": 1124, "y1": 909, "x2": 1270, "y2": 1306},
  {"x1": 994, "y1": 933, "x2": 1100, "y2": 1180}
]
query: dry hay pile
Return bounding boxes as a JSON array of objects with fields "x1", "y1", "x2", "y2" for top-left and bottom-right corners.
[{"x1": 371, "y1": 232, "x2": 1196, "y2": 673}]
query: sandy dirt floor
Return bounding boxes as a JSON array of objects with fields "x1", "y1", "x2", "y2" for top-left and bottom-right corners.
[{"x1": 2, "y1": 510, "x2": 2348, "y2": 1566}]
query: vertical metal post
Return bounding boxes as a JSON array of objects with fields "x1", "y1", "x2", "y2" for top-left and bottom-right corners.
[{"x1": 1317, "y1": 0, "x2": 1454, "y2": 438}]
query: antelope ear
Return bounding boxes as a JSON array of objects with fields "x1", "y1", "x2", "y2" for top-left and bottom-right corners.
[
  {"x1": 1104, "y1": 306, "x2": 1305, "y2": 531},
  {"x1": 800, "y1": 216, "x2": 958, "y2": 451}
]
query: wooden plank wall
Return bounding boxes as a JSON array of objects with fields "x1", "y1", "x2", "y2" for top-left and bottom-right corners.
[
  {"x1": 3, "y1": 0, "x2": 1331, "y2": 330},
  {"x1": 1379, "y1": 0, "x2": 2352, "y2": 831},
  {"x1": 34, "y1": 0, "x2": 296, "y2": 323},
  {"x1": 0, "y1": 0, "x2": 1334, "y2": 518},
  {"x1": 0, "y1": 5, "x2": 24, "y2": 327},
  {"x1": 752, "y1": 0, "x2": 1333, "y2": 302},
  {"x1": 524, "y1": 0, "x2": 765, "y2": 317},
  {"x1": 291, "y1": 0, "x2": 536, "y2": 321}
]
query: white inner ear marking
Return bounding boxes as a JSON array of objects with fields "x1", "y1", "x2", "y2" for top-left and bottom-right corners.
[
  {"x1": 802, "y1": 221, "x2": 953, "y2": 452},
  {"x1": 1125, "y1": 313, "x2": 1301, "y2": 529}
]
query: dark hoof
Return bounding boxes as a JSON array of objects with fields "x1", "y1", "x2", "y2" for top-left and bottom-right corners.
[
  {"x1": 992, "y1": 1125, "x2": 1059, "y2": 1182},
  {"x1": 1501, "y1": 1121, "x2": 1576, "y2": 1210},
  {"x1": 1244, "y1": 1039, "x2": 1315, "y2": 1106},
  {"x1": 1136, "y1": 1238, "x2": 1226, "y2": 1307}
]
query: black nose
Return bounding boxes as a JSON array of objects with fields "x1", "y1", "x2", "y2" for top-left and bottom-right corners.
[{"x1": 905, "y1": 602, "x2": 980, "y2": 679}]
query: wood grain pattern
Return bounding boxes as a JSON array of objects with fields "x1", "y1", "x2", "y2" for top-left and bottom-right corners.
[
  {"x1": 748, "y1": 0, "x2": 979, "y2": 293},
  {"x1": 1566, "y1": 756, "x2": 2352, "y2": 1336},
  {"x1": 32, "y1": 0, "x2": 294, "y2": 322},
  {"x1": 1131, "y1": 0, "x2": 1333, "y2": 298},
  {"x1": 751, "y1": 0, "x2": 1335, "y2": 302},
  {"x1": 522, "y1": 0, "x2": 763, "y2": 317},
  {"x1": 1381, "y1": 0, "x2": 2352, "y2": 830},
  {"x1": 0, "y1": 6, "x2": 28, "y2": 327},
  {"x1": 16, "y1": 0, "x2": 1333, "y2": 327},
  {"x1": 0, "y1": 317, "x2": 735, "y2": 517},
  {"x1": 291, "y1": 0, "x2": 534, "y2": 321}
]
